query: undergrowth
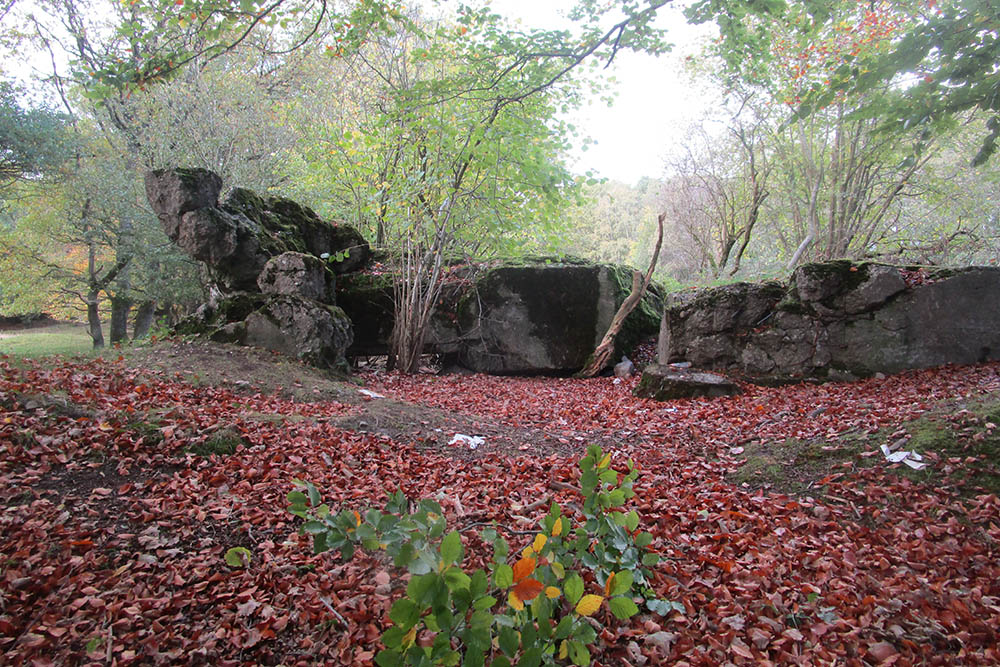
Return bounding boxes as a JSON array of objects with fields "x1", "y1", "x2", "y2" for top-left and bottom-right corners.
[{"x1": 288, "y1": 445, "x2": 678, "y2": 666}]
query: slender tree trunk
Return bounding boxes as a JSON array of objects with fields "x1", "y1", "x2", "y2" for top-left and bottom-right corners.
[
  {"x1": 133, "y1": 300, "x2": 156, "y2": 339},
  {"x1": 577, "y1": 211, "x2": 665, "y2": 378},
  {"x1": 87, "y1": 288, "x2": 105, "y2": 349}
]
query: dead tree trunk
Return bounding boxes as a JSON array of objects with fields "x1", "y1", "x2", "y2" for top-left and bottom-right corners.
[{"x1": 577, "y1": 211, "x2": 665, "y2": 378}]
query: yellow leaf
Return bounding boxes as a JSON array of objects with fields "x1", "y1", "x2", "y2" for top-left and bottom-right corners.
[
  {"x1": 545, "y1": 586, "x2": 561, "y2": 599},
  {"x1": 402, "y1": 626, "x2": 417, "y2": 648},
  {"x1": 522, "y1": 545, "x2": 535, "y2": 559},
  {"x1": 575, "y1": 594, "x2": 603, "y2": 616},
  {"x1": 597, "y1": 452, "x2": 612, "y2": 469},
  {"x1": 558, "y1": 640, "x2": 569, "y2": 659},
  {"x1": 552, "y1": 517, "x2": 563, "y2": 537},
  {"x1": 550, "y1": 561, "x2": 565, "y2": 579},
  {"x1": 532, "y1": 533, "x2": 547, "y2": 553},
  {"x1": 508, "y1": 590, "x2": 524, "y2": 612}
]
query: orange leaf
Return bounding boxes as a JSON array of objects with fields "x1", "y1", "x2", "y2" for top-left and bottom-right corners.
[
  {"x1": 513, "y1": 578, "x2": 544, "y2": 602},
  {"x1": 604, "y1": 572, "x2": 616, "y2": 597},
  {"x1": 353, "y1": 510, "x2": 361, "y2": 527},
  {"x1": 512, "y1": 556, "x2": 536, "y2": 583}
]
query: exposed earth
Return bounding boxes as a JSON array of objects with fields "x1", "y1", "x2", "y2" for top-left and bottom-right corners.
[{"x1": 1, "y1": 333, "x2": 999, "y2": 665}]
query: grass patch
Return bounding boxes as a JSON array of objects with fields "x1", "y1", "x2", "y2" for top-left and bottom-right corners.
[
  {"x1": 730, "y1": 435, "x2": 870, "y2": 495},
  {"x1": 0, "y1": 324, "x2": 93, "y2": 358},
  {"x1": 186, "y1": 428, "x2": 245, "y2": 457},
  {"x1": 895, "y1": 401, "x2": 1000, "y2": 496},
  {"x1": 730, "y1": 399, "x2": 1000, "y2": 498}
]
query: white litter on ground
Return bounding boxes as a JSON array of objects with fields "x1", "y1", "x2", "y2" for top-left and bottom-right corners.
[
  {"x1": 359, "y1": 389, "x2": 385, "y2": 399},
  {"x1": 880, "y1": 443, "x2": 927, "y2": 470},
  {"x1": 449, "y1": 434, "x2": 485, "y2": 450}
]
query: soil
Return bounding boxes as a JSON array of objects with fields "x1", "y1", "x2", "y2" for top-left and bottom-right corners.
[{"x1": 117, "y1": 338, "x2": 615, "y2": 459}]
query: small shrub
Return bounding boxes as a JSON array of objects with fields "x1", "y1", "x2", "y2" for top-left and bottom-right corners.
[
  {"x1": 288, "y1": 445, "x2": 676, "y2": 666},
  {"x1": 188, "y1": 428, "x2": 244, "y2": 457}
]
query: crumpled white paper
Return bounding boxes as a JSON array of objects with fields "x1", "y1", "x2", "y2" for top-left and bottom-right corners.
[
  {"x1": 880, "y1": 443, "x2": 927, "y2": 470},
  {"x1": 449, "y1": 433, "x2": 485, "y2": 450}
]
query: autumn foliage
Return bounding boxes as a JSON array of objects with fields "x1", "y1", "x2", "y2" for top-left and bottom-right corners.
[{"x1": 1, "y1": 352, "x2": 999, "y2": 664}]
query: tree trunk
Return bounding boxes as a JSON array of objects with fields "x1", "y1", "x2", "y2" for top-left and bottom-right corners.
[
  {"x1": 87, "y1": 288, "x2": 105, "y2": 349},
  {"x1": 109, "y1": 295, "x2": 132, "y2": 344},
  {"x1": 133, "y1": 300, "x2": 156, "y2": 339},
  {"x1": 576, "y1": 211, "x2": 665, "y2": 378}
]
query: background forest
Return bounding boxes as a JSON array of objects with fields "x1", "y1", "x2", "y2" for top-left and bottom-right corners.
[{"x1": 1, "y1": 0, "x2": 998, "y2": 345}]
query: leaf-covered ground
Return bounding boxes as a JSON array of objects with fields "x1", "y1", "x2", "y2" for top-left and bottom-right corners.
[{"x1": 1, "y1": 342, "x2": 999, "y2": 665}]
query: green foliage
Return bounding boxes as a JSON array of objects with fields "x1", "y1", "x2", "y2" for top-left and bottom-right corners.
[
  {"x1": 0, "y1": 81, "x2": 72, "y2": 190},
  {"x1": 224, "y1": 546, "x2": 252, "y2": 568},
  {"x1": 687, "y1": 0, "x2": 1000, "y2": 165},
  {"x1": 288, "y1": 445, "x2": 676, "y2": 665},
  {"x1": 187, "y1": 428, "x2": 243, "y2": 457}
]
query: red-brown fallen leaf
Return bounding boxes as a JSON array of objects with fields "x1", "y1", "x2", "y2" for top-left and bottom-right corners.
[
  {"x1": 512, "y1": 578, "x2": 544, "y2": 602},
  {"x1": 868, "y1": 641, "x2": 899, "y2": 662},
  {"x1": 730, "y1": 637, "x2": 754, "y2": 659},
  {"x1": 3, "y1": 356, "x2": 1000, "y2": 664},
  {"x1": 782, "y1": 628, "x2": 804, "y2": 642}
]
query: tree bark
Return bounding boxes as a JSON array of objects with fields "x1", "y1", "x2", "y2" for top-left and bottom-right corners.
[
  {"x1": 109, "y1": 295, "x2": 132, "y2": 344},
  {"x1": 87, "y1": 288, "x2": 105, "y2": 349},
  {"x1": 576, "y1": 211, "x2": 665, "y2": 378},
  {"x1": 133, "y1": 300, "x2": 156, "y2": 339}
]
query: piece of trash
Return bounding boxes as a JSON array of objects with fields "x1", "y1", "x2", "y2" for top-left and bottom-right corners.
[
  {"x1": 359, "y1": 389, "x2": 384, "y2": 399},
  {"x1": 880, "y1": 444, "x2": 927, "y2": 470},
  {"x1": 449, "y1": 434, "x2": 484, "y2": 450},
  {"x1": 729, "y1": 446, "x2": 745, "y2": 455},
  {"x1": 614, "y1": 355, "x2": 635, "y2": 378}
]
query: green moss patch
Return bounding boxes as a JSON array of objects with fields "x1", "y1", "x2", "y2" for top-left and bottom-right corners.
[
  {"x1": 186, "y1": 428, "x2": 245, "y2": 457},
  {"x1": 729, "y1": 399, "x2": 1000, "y2": 499}
]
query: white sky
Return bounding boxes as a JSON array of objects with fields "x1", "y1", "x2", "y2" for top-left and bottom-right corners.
[
  {"x1": 9, "y1": 0, "x2": 720, "y2": 185},
  {"x1": 489, "y1": 0, "x2": 720, "y2": 184}
]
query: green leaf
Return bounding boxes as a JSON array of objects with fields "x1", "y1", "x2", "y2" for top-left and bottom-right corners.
[
  {"x1": 443, "y1": 566, "x2": 471, "y2": 592},
  {"x1": 470, "y1": 569, "x2": 488, "y2": 597},
  {"x1": 518, "y1": 646, "x2": 543, "y2": 667},
  {"x1": 381, "y1": 626, "x2": 407, "y2": 649},
  {"x1": 498, "y1": 625, "x2": 519, "y2": 657},
  {"x1": 564, "y1": 573, "x2": 584, "y2": 606},
  {"x1": 641, "y1": 552, "x2": 660, "y2": 566},
  {"x1": 306, "y1": 482, "x2": 321, "y2": 506},
  {"x1": 647, "y1": 598, "x2": 685, "y2": 615},
  {"x1": 389, "y1": 598, "x2": 421, "y2": 631},
  {"x1": 609, "y1": 570, "x2": 633, "y2": 596},
  {"x1": 634, "y1": 532, "x2": 653, "y2": 548},
  {"x1": 608, "y1": 596, "x2": 640, "y2": 620},
  {"x1": 625, "y1": 510, "x2": 640, "y2": 532},
  {"x1": 224, "y1": 546, "x2": 251, "y2": 568},
  {"x1": 495, "y1": 563, "x2": 514, "y2": 589},
  {"x1": 554, "y1": 615, "x2": 574, "y2": 640},
  {"x1": 440, "y1": 530, "x2": 462, "y2": 565},
  {"x1": 375, "y1": 648, "x2": 404, "y2": 667},
  {"x1": 301, "y1": 520, "x2": 327, "y2": 534},
  {"x1": 473, "y1": 594, "x2": 497, "y2": 610}
]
